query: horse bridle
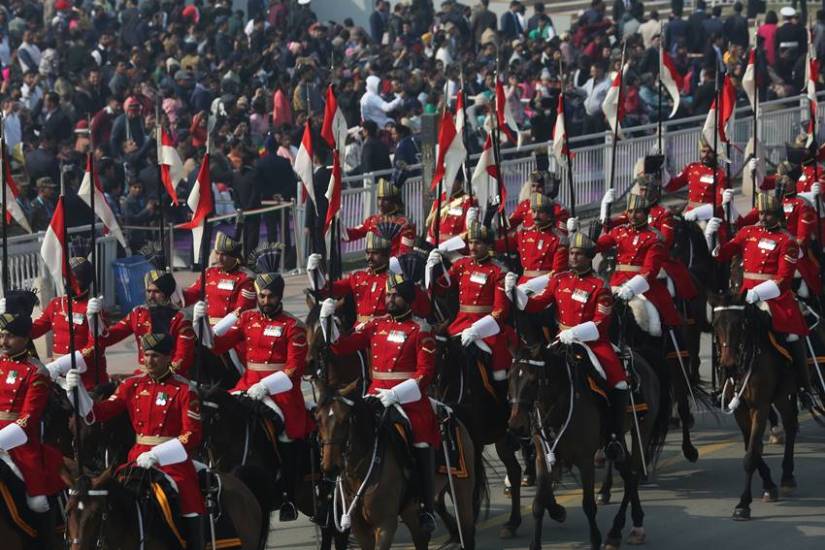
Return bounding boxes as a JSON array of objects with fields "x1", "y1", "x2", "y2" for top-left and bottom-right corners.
[
  {"x1": 712, "y1": 305, "x2": 756, "y2": 378},
  {"x1": 66, "y1": 487, "x2": 110, "y2": 549},
  {"x1": 318, "y1": 395, "x2": 356, "y2": 449}
]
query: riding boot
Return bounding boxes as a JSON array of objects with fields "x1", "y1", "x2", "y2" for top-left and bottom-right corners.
[
  {"x1": 184, "y1": 515, "x2": 206, "y2": 550},
  {"x1": 32, "y1": 506, "x2": 58, "y2": 550},
  {"x1": 788, "y1": 337, "x2": 815, "y2": 410},
  {"x1": 278, "y1": 440, "x2": 300, "y2": 521},
  {"x1": 413, "y1": 446, "x2": 437, "y2": 534},
  {"x1": 604, "y1": 387, "x2": 629, "y2": 463}
]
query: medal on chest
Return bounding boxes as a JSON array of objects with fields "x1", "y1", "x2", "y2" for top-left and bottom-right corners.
[
  {"x1": 155, "y1": 391, "x2": 169, "y2": 406},
  {"x1": 387, "y1": 330, "x2": 406, "y2": 344},
  {"x1": 263, "y1": 324, "x2": 283, "y2": 338},
  {"x1": 632, "y1": 235, "x2": 640, "y2": 247},
  {"x1": 70, "y1": 313, "x2": 85, "y2": 325},
  {"x1": 448, "y1": 206, "x2": 463, "y2": 217},
  {"x1": 757, "y1": 238, "x2": 777, "y2": 251},
  {"x1": 217, "y1": 279, "x2": 235, "y2": 291},
  {"x1": 469, "y1": 272, "x2": 488, "y2": 285},
  {"x1": 783, "y1": 203, "x2": 794, "y2": 214},
  {"x1": 5, "y1": 370, "x2": 18, "y2": 385},
  {"x1": 571, "y1": 289, "x2": 590, "y2": 304},
  {"x1": 537, "y1": 239, "x2": 544, "y2": 250}
]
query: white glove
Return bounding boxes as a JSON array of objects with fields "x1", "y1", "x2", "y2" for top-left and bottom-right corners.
[
  {"x1": 376, "y1": 387, "x2": 400, "y2": 407},
  {"x1": 600, "y1": 188, "x2": 615, "y2": 222},
  {"x1": 745, "y1": 279, "x2": 780, "y2": 304},
  {"x1": 747, "y1": 157, "x2": 758, "y2": 173},
  {"x1": 460, "y1": 326, "x2": 481, "y2": 347},
  {"x1": 812, "y1": 182, "x2": 822, "y2": 196},
  {"x1": 426, "y1": 249, "x2": 442, "y2": 269},
  {"x1": 0, "y1": 298, "x2": 5, "y2": 315},
  {"x1": 704, "y1": 217, "x2": 722, "y2": 237},
  {"x1": 616, "y1": 285, "x2": 635, "y2": 301},
  {"x1": 558, "y1": 329, "x2": 575, "y2": 345},
  {"x1": 136, "y1": 451, "x2": 159, "y2": 469},
  {"x1": 65, "y1": 369, "x2": 82, "y2": 391},
  {"x1": 65, "y1": 369, "x2": 95, "y2": 418},
  {"x1": 616, "y1": 274, "x2": 649, "y2": 301},
  {"x1": 246, "y1": 382, "x2": 269, "y2": 401},
  {"x1": 307, "y1": 253, "x2": 323, "y2": 271},
  {"x1": 193, "y1": 300, "x2": 207, "y2": 323},
  {"x1": 566, "y1": 217, "x2": 579, "y2": 233},
  {"x1": 504, "y1": 272, "x2": 518, "y2": 296},
  {"x1": 722, "y1": 188, "x2": 734, "y2": 205},
  {"x1": 87, "y1": 296, "x2": 103, "y2": 315},
  {"x1": 319, "y1": 298, "x2": 336, "y2": 320},
  {"x1": 466, "y1": 206, "x2": 479, "y2": 225},
  {"x1": 745, "y1": 289, "x2": 759, "y2": 304},
  {"x1": 46, "y1": 351, "x2": 87, "y2": 380},
  {"x1": 683, "y1": 208, "x2": 698, "y2": 222}
]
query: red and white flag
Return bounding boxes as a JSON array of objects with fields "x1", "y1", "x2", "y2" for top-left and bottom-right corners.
[
  {"x1": 701, "y1": 75, "x2": 736, "y2": 155},
  {"x1": 803, "y1": 41, "x2": 819, "y2": 146},
  {"x1": 551, "y1": 93, "x2": 571, "y2": 167},
  {"x1": 179, "y1": 154, "x2": 213, "y2": 263},
  {"x1": 742, "y1": 48, "x2": 758, "y2": 112},
  {"x1": 495, "y1": 77, "x2": 518, "y2": 144},
  {"x1": 157, "y1": 127, "x2": 182, "y2": 204},
  {"x1": 324, "y1": 151, "x2": 342, "y2": 234},
  {"x1": 602, "y1": 62, "x2": 629, "y2": 138},
  {"x1": 1, "y1": 146, "x2": 31, "y2": 232},
  {"x1": 472, "y1": 133, "x2": 505, "y2": 212},
  {"x1": 293, "y1": 121, "x2": 316, "y2": 206},
  {"x1": 660, "y1": 51, "x2": 683, "y2": 118},
  {"x1": 321, "y1": 85, "x2": 348, "y2": 233},
  {"x1": 431, "y1": 108, "x2": 467, "y2": 193},
  {"x1": 40, "y1": 196, "x2": 72, "y2": 295},
  {"x1": 79, "y1": 155, "x2": 127, "y2": 249}
]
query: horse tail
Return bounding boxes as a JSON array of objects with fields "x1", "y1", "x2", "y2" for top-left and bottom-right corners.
[
  {"x1": 472, "y1": 442, "x2": 490, "y2": 521},
  {"x1": 646, "y1": 352, "x2": 672, "y2": 467}
]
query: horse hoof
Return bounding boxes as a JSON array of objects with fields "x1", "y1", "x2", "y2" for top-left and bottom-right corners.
[
  {"x1": 604, "y1": 537, "x2": 622, "y2": 550},
  {"x1": 627, "y1": 527, "x2": 646, "y2": 545},
  {"x1": 499, "y1": 525, "x2": 517, "y2": 539},
  {"x1": 597, "y1": 492, "x2": 611, "y2": 505},
  {"x1": 522, "y1": 473, "x2": 536, "y2": 487},
  {"x1": 683, "y1": 444, "x2": 699, "y2": 463},
  {"x1": 503, "y1": 485, "x2": 511, "y2": 497},
  {"x1": 762, "y1": 487, "x2": 779, "y2": 503},
  {"x1": 548, "y1": 503, "x2": 567, "y2": 523},
  {"x1": 732, "y1": 507, "x2": 751, "y2": 521}
]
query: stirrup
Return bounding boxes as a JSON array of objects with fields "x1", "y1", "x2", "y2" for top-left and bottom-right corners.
[
  {"x1": 604, "y1": 438, "x2": 626, "y2": 463},
  {"x1": 279, "y1": 501, "x2": 299, "y2": 522},
  {"x1": 798, "y1": 389, "x2": 815, "y2": 411},
  {"x1": 418, "y1": 510, "x2": 437, "y2": 534}
]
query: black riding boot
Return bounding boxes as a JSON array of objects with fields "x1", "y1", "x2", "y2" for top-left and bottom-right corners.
[
  {"x1": 278, "y1": 441, "x2": 300, "y2": 521},
  {"x1": 32, "y1": 506, "x2": 58, "y2": 550},
  {"x1": 605, "y1": 387, "x2": 629, "y2": 463},
  {"x1": 414, "y1": 446, "x2": 437, "y2": 534},
  {"x1": 788, "y1": 337, "x2": 815, "y2": 409},
  {"x1": 184, "y1": 515, "x2": 206, "y2": 550}
]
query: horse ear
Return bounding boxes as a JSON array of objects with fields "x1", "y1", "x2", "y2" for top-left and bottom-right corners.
[{"x1": 338, "y1": 378, "x2": 361, "y2": 399}]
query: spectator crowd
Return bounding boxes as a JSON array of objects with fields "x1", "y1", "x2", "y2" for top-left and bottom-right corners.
[{"x1": 1, "y1": 0, "x2": 823, "y2": 264}]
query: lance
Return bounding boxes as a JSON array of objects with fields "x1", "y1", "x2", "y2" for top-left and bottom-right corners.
[
  {"x1": 155, "y1": 99, "x2": 168, "y2": 269},
  {"x1": 1, "y1": 114, "x2": 8, "y2": 294},
  {"x1": 751, "y1": 40, "x2": 759, "y2": 208},
  {"x1": 86, "y1": 118, "x2": 102, "y2": 386},
  {"x1": 459, "y1": 71, "x2": 473, "y2": 202},
  {"x1": 711, "y1": 66, "x2": 720, "y2": 255},
  {"x1": 606, "y1": 42, "x2": 627, "y2": 229},
  {"x1": 561, "y1": 90, "x2": 575, "y2": 217}
]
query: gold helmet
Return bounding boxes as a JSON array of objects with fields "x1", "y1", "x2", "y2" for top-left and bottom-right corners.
[
  {"x1": 214, "y1": 232, "x2": 242, "y2": 258},
  {"x1": 529, "y1": 192, "x2": 554, "y2": 214},
  {"x1": 626, "y1": 192, "x2": 651, "y2": 212},
  {"x1": 466, "y1": 220, "x2": 494, "y2": 243},
  {"x1": 365, "y1": 231, "x2": 392, "y2": 251},
  {"x1": 376, "y1": 178, "x2": 401, "y2": 200},
  {"x1": 755, "y1": 192, "x2": 783, "y2": 215},
  {"x1": 569, "y1": 232, "x2": 597, "y2": 258}
]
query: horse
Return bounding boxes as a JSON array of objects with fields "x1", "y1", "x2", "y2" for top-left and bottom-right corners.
[
  {"x1": 709, "y1": 292, "x2": 802, "y2": 520},
  {"x1": 316, "y1": 377, "x2": 484, "y2": 550},
  {"x1": 65, "y1": 465, "x2": 266, "y2": 549}
]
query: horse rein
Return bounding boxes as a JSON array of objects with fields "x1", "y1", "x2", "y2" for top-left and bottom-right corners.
[
  {"x1": 66, "y1": 488, "x2": 110, "y2": 548},
  {"x1": 712, "y1": 305, "x2": 756, "y2": 414}
]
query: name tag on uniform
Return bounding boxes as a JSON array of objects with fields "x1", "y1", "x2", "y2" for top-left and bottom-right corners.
[
  {"x1": 72, "y1": 313, "x2": 85, "y2": 325},
  {"x1": 784, "y1": 203, "x2": 794, "y2": 214},
  {"x1": 571, "y1": 289, "x2": 590, "y2": 303},
  {"x1": 800, "y1": 174, "x2": 808, "y2": 182},
  {"x1": 5, "y1": 370, "x2": 17, "y2": 384},
  {"x1": 264, "y1": 325, "x2": 283, "y2": 337},
  {"x1": 217, "y1": 279, "x2": 235, "y2": 291},
  {"x1": 387, "y1": 330, "x2": 406, "y2": 343},
  {"x1": 633, "y1": 235, "x2": 640, "y2": 246},
  {"x1": 470, "y1": 272, "x2": 488, "y2": 285},
  {"x1": 448, "y1": 207, "x2": 463, "y2": 216},
  {"x1": 537, "y1": 239, "x2": 544, "y2": 250},
  {"x1": 699, "y1": 175, "x2": 714, "y2": 184},
  {"x1": 758, "y1": 239, "x2": 777, "y2": 251},
  {"x1": 155, "y1": 392, "x2": 168, "y2": 406}
]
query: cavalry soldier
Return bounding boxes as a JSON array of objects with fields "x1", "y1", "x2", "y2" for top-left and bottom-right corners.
[
  {"x1": 320, "y1": 273, "x2": 441, "y2": 533},
  {"x1": 664, "y1": 137, "x2": 730, "y2": 218},
  {"x1": 344, "y1": 178, "x2": 416, "y2": 256},
  {"x1": 427, "y1": 221, "x2": 512, "y2": 389},
  {"x1": 0, "y1": 290, "x2": 66, "y2": 549},
  {"x1": 182, "y1": 232, "x2": 257, "y2": 328},
  {"x1": 65, "y1": 333, "x2": 206, "y2": 549},
  {"x1": 505, "y1": 233, "x2": 629, "y2": 461},
  {"x1": 26, "y1": 257, "x2": 108, "y2": 388},
  {"x1": 307, "y1": 232, "x2": 430, "y2": 326},
  {"x1": 502, "y1": 192, "x2": 568, "y2": 283},
  {"x1": 425, "y1": 175, "x2": 478, "y2": 246},
  {"x1": 100, "y1": 269, "x2": 196, "y2": 375},
  {"x1": 705, "y1": 193, "x2": 815, "y2": 408},
  {"x1": 739, "y1": 166, "x2": 821, "y2": 298},
  {"x1": 508, "y1": 171, "x2": 570, "y2": 232},
  {"x1": 195, "y1": 268, "x2": 313, "y2": 521},
  {"x1": 596, "y1": 192, "x2": 683, "y2": 331}
]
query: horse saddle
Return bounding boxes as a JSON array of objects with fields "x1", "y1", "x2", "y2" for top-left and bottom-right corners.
[
  {"x1": 566, "y1": 347, "x2": 649, "y2": 415},
  {"x1": 433, "y1": 402, "x2": 470, "y2": 479},
  {"x1": 118, "y1": 467, "x2": 242, "y2": 550}
]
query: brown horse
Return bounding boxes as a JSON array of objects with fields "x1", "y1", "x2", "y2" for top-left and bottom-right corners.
[
  {"x1": 315, "y1": 378, "x2": 483, "y2": 550},
  {"x1": 710, "y1": 292, "x2": 802, "y2": 520},
  {"x1": 65, "y1": 466, "x2": 266, "y2": 549}
]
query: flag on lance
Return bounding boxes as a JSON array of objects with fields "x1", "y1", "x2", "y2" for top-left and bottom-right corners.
[
  {"x1": 179, "y1": 154, "x2": 213, "y2": 263},
  {"x1": 79, "y1": 155, "x2": 128, "y2": 248},
  {"x1": 40, "y1": 196, "x2": 74, "y2": 295},
  {"x1": 1, "y1": 145, "x2": 31, "y2": 232},
  {"x1": 157, "y1": 127, "x2": 183, "y2": 204}
]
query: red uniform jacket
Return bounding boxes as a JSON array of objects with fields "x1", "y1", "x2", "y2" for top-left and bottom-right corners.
[
  {"x1": 524, "y1": 270, "x2": 626, "y2": 387},
  {"x1": 665, "y1": 162, "x2": 728, "y2": 210},
  {"x1": 436, "y1": 255, "x2": 512, "y2": 371},
  {"x1": 597, "y1": 224, "x2": 682, "y2": 326},
  {"x1": 738, "y1": 196, "x2": 821, "y2": 295},
  {"x1": 31, "y1": 296, "x2": 108, "y2": 388},
  {"x1": 498, "y1": 226, "x2": 568, "y2": 282},
  {"x1": 346, "y1": 213, "x2": 417, "y2": 256},
  {"x1": 332, "y1": 314, "x2": 440, "y2": 446},
  {"x1": 795, "y1": 164, "x2": 825, "y2": 194},
  {"x1": 182, "y1": 266, "x2": 257, "y2": 325},
  {"x1": 212, "y1": 309, "x2": 313, "y2": 440},
  {"x1": 100, "y1": 306, "x2": 195, "y2": 376},
  {"x1": 508, "y1": 198, "x2": 570, "y2": 232},
  {"x1": 426, "y1": 192, "x2": 477, "y2": 245},
  {"x1": 329, "y1": 268, "x2": 431, "y2": 323},
  {"x1": 91, "y1": 372, "x2": 204, "y2": 514},
  {"x1": 715, "y1": 224, "x2": 808, "y2": 335}
]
